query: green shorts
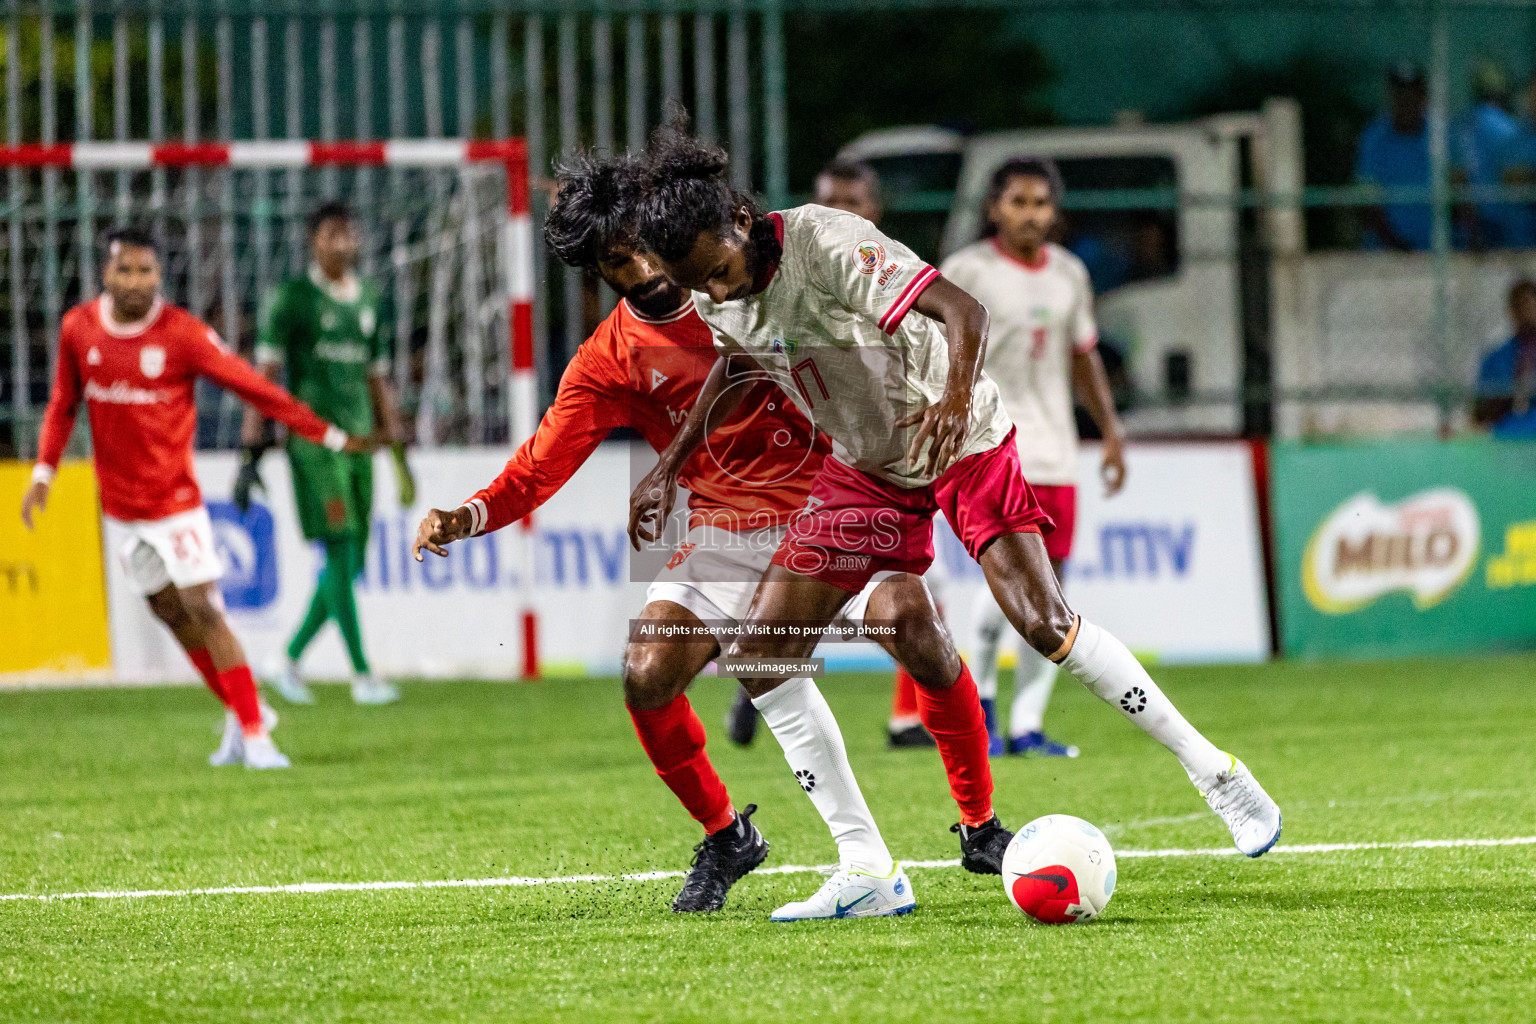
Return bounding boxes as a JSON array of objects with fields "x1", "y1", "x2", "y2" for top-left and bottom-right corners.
[{"x1": 287, "y1": 438, "x2": 373, "y2": 541}]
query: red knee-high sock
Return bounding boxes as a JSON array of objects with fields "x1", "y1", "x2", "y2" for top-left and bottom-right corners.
[
  {"x1": 187, "y1": 648, "x2": 227, "y2": 705},
  {"x1": 217, "y1": 664, "x2": 264, "y2": 735},
  {"x1": 628, "y1": 695, "x2": 735, "y2": 835},
  {"x1": 915, "y1": 661, "x2": 995, "y2": 827},
  {"x1": 890, "y1": 666, "x2": 921, "y2": 726}
]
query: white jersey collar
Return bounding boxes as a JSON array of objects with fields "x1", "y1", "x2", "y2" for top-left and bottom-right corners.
[
  {"x1": 309, "y1": 263, "x2": 361, "y2": 304},
  {"x1": 96, "y1": 294, "x2": 166, "y2": 338}
]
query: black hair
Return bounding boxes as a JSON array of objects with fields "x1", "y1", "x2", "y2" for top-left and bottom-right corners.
[
  {"x1": 307, "y1": 201, "x2": 352, "y2": 236},
  {"x1": 103, "y1": 225, "x2": 157, "y2": 260},
  {"x1": 543, "y1": 152, "x2": 643, "y2": 269},
  {"x1": 637, "y1": 111, "x2": 775, "y2": 269},
  {"x1": 1509, "y1": 278, "x2": 1536, "y2": 306},
  {"x1": 816, "y1": 159, "x2": 881, "y2": 201},
  {"x1": 981, "y1": 156, "x2": 1063, "y2": 238}
]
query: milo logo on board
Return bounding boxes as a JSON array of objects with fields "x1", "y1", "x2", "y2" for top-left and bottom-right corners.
[{"x1": 1302, "y1": 488, "x2": 1480, "y2": 614}]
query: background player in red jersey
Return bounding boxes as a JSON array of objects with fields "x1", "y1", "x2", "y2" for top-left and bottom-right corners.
[
  {"x1": 412, "y1": 156, "x2": 1011, "y2": 916},
  {"x1": 20, "y1": 227, "x2": 367, "y2": 769}
]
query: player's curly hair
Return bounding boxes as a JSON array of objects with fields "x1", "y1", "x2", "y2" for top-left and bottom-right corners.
[
  {"x1": 636, "y1": 110, "x2": 778, "y2": 268},
  {"x1": 543, "y1": 152, "x2": 644, "y2": 270},
  {"x1": 981, "y1": 156, "x2": 1063, "y2": 238}
]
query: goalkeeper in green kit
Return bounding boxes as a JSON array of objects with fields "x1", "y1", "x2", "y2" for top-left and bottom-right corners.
[{"x1": 236, "y1": 202, "x2": 413, "y2": 705}]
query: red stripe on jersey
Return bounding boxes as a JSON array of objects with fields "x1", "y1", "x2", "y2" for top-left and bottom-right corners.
[{"x1": 879, "y1": 264, "x2": 940, "y2": 335}]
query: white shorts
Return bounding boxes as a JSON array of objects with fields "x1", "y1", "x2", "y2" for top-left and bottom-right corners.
[
  {"x1": 108, "y1": 505, "x2": 224, "y2": 596},
  {"x1": 644, "y1": 524, "x2": 917, "y2": 644}
]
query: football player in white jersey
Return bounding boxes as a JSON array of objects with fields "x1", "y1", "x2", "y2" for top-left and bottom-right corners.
[
  {"x1": 941, "y1": 156, "x2": 1126, "y2": 759},
  {"x1": 629, "y1": 124, "x2": 1282, "y2": 919}
]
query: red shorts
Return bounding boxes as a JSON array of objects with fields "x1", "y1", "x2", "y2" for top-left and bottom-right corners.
[
  {"x1": 1032, "y1": 484, "x2": 1077, "y2": 562},
  {"x1": 771, "y1": 427, "x2": 1056, "y2": 592}
]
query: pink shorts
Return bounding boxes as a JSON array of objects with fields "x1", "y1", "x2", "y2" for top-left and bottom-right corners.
[
  {"x1": 1032, "y1": 484, "x2": 1077, "y2": 562},
  {"x1": 771, "y1": 427, "x2": 1056, "y2": 592}
]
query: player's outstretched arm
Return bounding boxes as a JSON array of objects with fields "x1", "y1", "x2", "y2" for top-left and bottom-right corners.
[
  {"x1": 412, "y1": 507, "x2": 474, "y2": 561},
  {"x1": 627, "y1": 355, "x2": 753, "y2": 550},
  {"x1": 193, "y1": 327, "x2": 358, "y2": 453},
  {"x1": 897, "y1": 276, "x2": 990, "y2": 476}
]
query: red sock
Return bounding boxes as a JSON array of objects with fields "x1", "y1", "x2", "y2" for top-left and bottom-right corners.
[
  {"x1": 915, "y1": 661, "x2": 995, "y2": 827},
  {"x1": 891, "y1": 666, "x2": 921, "y2": 723},
  {"x1": 187, "y1": 648, "x2": 226, "y2": 704},
  {"x1": 217, "y1": 664, "x2": 264, "y2": 736},
  {"x1": 628, "y1": 695, "x2": 735, "y2": 835}
]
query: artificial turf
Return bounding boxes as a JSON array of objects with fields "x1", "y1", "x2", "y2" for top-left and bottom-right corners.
[{"x1": 1, "y1": 654, "x2": 1534, "y2": 1023}]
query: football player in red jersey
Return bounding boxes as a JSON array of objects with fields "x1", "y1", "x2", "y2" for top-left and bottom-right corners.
[
  {"x1": 411, "y1": 156, "x2": 1009, "y2": 916},
  {"x1": 20, "y1": 227, "x2": 369, "y2": 769}
]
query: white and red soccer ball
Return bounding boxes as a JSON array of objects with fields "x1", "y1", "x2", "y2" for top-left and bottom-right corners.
[{"x1": 1001, "y1": 814, "x2": 1117, "y2": 924}]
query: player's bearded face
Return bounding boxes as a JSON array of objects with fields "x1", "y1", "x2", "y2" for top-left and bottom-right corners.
[
  {"x1": 313, "y1": 218, "x2": 359, "y2": 278},
  {"x1": 597, "y1": 244, "x2": 685, "y2": 319},
  {"x1": 990, "y1": 175, "x2": 1057, "y2": 254},
  {"x1": 662, "y1": 209, "x2": 758, "y2": 303},
  {"x1": 102, "y1": 243, "x2": 161, "y2": 321}
]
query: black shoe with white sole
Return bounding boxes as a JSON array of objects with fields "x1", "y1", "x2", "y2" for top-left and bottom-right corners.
[{"x1": 952, "y1": 815, "x2": 1014, "y2": 875}]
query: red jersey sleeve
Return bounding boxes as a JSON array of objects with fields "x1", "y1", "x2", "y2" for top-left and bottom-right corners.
[
  {"x1": 33, "y1": 314, "x2": 83, "y2": 479},
  {"x1": 185, "y1": 316, "x2": 344, "y2": 449},
  {"x1": 464, "y1": 333, "x2": 629, "y2": 535}
]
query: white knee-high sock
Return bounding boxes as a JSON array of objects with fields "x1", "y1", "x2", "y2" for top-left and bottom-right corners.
[
  {"x1": 1009, "y1": 643, "x2": 1058, "y2": 738},
  {"x1": 1060, "y1": 619, "x2": 1231, "y2": 791},
  {"x1": 752, "y1": 678, "x2": 895, "y2": 876},
  {"x1": 970, "y1": 587, "x2": 1009, "y2": 701}
]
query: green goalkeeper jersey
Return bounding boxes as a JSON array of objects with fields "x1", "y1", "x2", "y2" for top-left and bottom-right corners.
[{"x1": 256, "y1": 266, "x2": 387, "y2": 438}]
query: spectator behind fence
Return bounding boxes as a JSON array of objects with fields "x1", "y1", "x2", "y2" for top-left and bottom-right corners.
[
  {"x1": 813, "y1": 159, "x2": 883, "y2": 224},
  {"x1": 1474, "y1": 279, "x2": 1536, "y2": 438},
  {"x1": 1356, "y1": 64, "x2": 1432, "y2": 251},
  {"x1": 1454, "y1": 61, "x2": 1523, "y2": 248},
  {"x1": 1489, "y1": 76, "x2": 1536, "y2": 249}
]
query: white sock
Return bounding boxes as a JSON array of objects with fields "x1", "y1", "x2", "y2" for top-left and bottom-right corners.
[
  {"x1": 1060, "y1": 619, "x2": 1231, "y2": 791},
  {"x1": 752, "y1": 677, "x2": 895, "y2": 876},
  {"x1": 970, "y1": 587, "x2": 1008, "y2": 702},
  {"x1": 1009, "y1": 643, "x2": 1058, "y2": 738}
]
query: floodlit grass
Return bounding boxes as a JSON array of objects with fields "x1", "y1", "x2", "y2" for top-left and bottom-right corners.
[{"x1": 2, "y1": 655, "x2": 1535, "y2": 1022}]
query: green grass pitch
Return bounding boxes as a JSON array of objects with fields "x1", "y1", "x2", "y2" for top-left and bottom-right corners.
[{"x1": 2, "y1": 655, "x2": 1535, "y2": 1023}]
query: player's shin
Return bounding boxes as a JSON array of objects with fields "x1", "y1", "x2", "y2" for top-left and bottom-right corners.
[
  {"x1": 1058, "y1": 618, "x2": 1229, "y2": 790},
  {"x1": 217, "y1": 664, "x2": 266, "y2": 737},
  {"x1": 186, "y1": 648, "x2": 228, "y2": 704},
  {"x1": 628, "y1": 695, "x2": 735, "y2": 834},
  {"x1": 1009, "y1": 644, "x2": 1059, "y2": 738},
  {"x1": 751, "y1": 677, "x2": 895, "y2": 876},
  {"x1": 914, "y1": 662, "x2": 996, "y2": 826}
]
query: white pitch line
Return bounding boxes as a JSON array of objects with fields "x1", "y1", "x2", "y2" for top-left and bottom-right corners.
[{"x1": 3, "y1": 835, "x2": 1533, "y2": 904}]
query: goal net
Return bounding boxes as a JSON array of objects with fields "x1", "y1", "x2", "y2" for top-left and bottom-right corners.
[{"x1": 1, "y1": 140, "x2": 534, "y2": 459}]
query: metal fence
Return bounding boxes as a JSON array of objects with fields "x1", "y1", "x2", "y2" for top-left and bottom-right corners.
[{"x1": 0, "y1": 1, "x2": 789, "y2": 458}]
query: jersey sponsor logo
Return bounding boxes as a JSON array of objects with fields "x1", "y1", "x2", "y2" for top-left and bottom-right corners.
[
  {"x1": 138, "y1": 345, "x2": 166, "y2": 379},
  {"x1": 650, "y1": 369, "x2": 669, "y2": 391},
  {"x1": 770, "y1": 338, "x2": 798, "y2": 356},
  {"x1": 665, "y1": 542, "x2": 696, "y2": 570},
  {"x1": 1302, "y1": 488, "x2": 1479, "y2": 614},
  {"x1": 314, "y1": 340, "x2": 372, "y2": 364},
  {"x1": 86, "y1": 346, "x2": 102, "y2": 366},
  {"x1": 877, "y1": 261, "x2": 901, "y2": 289},
  {"x1": 359, "y1": 306, "x2": 376, "y2": 337},
  {"x1": 84, "y1": 379, "x2": 166, "y2": 405},
  {"x1": 853, "y1": 239, "x2": 885, "y2": 275},
  {"x1": 666, "y1": 406, "x2": 689, "y2": 425}
]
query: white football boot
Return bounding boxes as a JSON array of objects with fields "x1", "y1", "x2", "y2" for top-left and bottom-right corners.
[
  {"x1": 266, "y1": 657, "x2": 315, "y2": 705},
  {"x1": 209, "y1": 702, "x2": 280, "y2": 767},
  {"x1": 1203, "y1": 755, "x2": 1282, "y2": 857},
  {"x1": 242, "y1": 732, "x2": 291, "y2": 770},
  {"x1": 769, "y1": 864, "x2": 917, "y2": 922},
  {"x1": 351, "y1": 674, "x2": 401, "y2": 705},
  {"x1": 209, "y1": 711, "x2": 245, "y2": 766}
]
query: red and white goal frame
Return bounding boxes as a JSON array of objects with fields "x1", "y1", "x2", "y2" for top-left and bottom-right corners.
[{"x1": 0, "y1": 138, "x2": 543, "y2": 679}]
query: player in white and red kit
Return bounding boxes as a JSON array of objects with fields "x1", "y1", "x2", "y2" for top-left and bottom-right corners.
[
  {"x1": 631, "y1": 125, "x2": 1282, "y2": 918},
  {"x1": 943, "y1": 156, "x2": 1128, "y2": 758},
  {"x1": 20, "y1": 227, "x2": 364, "y2": 769},
  {"x1": 412, "y1": 156, "x2": 1010, "y2": 916}
]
